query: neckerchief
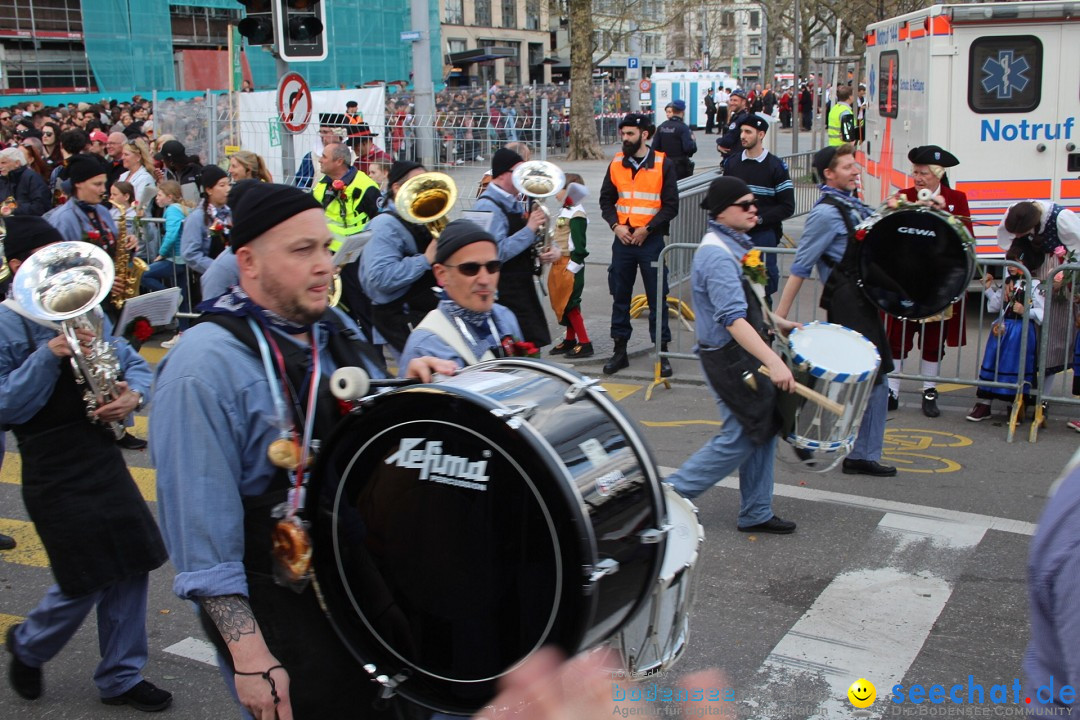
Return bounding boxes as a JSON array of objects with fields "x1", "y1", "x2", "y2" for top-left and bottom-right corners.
[
  {"x1": 706, "y1": 220, "x2": 755, "y2": 252},
  {"x1": 198, "y1": 286, "x2": 322, "y2": 336},
  {"x1": 75, "y1": 200, "x2": 117, "y2": 255}
]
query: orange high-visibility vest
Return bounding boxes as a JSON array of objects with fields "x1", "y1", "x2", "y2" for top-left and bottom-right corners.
[{"x1": 609, "y1": 150, "x2": 667, "y2": 228}]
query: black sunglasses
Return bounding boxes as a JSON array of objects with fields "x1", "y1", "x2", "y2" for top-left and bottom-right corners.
[
  {"x1": 731, "y1": 200, "x2": 758, "y2": 210},
  {"x1": 443, "y1": 260, "x2": 502, "y2": 276}
]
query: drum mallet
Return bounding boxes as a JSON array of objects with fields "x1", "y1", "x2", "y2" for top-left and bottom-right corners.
[{"x1": 745, "y1": 366, "x2": 846, "y2": 416}]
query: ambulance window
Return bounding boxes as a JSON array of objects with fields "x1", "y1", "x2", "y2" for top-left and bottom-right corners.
[
  {"x1": 968, "y1": 35, "x2": 1042, "y2": 113},
  {"x1": 878, "y1": 51, "x2": 899, "y2": 119}
]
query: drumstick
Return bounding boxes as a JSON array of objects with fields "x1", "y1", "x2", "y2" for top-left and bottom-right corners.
[{"x1": 756, "y1": 365, "x2": 846, "y2": 415}]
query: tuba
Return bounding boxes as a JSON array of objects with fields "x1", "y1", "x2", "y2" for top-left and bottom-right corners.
[
  {"x1": 110, "y1": 202, "x2": 148, "y2": 310},
  {"x1": 14, "y1": 241, "x2": 127, "y2": 439},
  {"x1": 511, "y1": 161, "x2": 566, "y2": 273},
  {"x1": 395, "y1": 171, "x2": 458, "y2": 239}
]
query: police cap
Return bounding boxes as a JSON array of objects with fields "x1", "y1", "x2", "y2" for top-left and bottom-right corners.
[
  {"x1": 618, "y1": 113, "x2": 652, "y2": 130},
  {"x1": 739, "y1": 114, "x2": 770, "y2": 133}
]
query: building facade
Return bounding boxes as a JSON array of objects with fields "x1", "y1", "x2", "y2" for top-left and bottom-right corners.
[{"x1": 440, "y1": 0, "x2": 552, "y2": 86}]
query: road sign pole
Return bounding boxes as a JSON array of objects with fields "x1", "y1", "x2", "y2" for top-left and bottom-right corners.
[
  {"x1": 277, "y1": 56, "x2": 296, "y2": 180},
  {"x1": 629, "y1": 26, "x2": 641, "y2": 112}
]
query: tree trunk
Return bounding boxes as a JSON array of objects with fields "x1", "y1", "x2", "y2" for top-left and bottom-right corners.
[{"x1": 567, "y1": 0, "x2": 605, "y2": 160}]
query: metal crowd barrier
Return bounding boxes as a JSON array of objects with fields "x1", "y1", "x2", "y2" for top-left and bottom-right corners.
[
  {"x1": 1030, "y1": 261, "x2": 1080, "y2": 441},
  {"x1": 647, "y1": 243, "x2": 1040, "y2": 443}
]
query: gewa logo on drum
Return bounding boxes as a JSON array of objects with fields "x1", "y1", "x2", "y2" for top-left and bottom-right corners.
[
  {"x1": 384, "y1": 438, "x2": 491, "y2": 490},
  {"x1": 897, "y1": 226, "x2": 937, "y2": 237}
]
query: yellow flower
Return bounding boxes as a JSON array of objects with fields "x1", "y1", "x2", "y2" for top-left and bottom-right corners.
[{"x1": 743, "y1": 249, "x2": 764, "y2": 268}]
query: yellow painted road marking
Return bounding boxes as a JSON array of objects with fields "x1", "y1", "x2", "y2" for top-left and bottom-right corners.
[
  {"x1": 642, "y1": 420, "x2": 723, "y2": 427},
  {"x1": 601, "y1": 382, "x2": 642, "y2": 401},
  {"x1": 883, "y1": 451, "x2": 963, "y2": 474},
  {"x1": 0, "y1": 614, "x2": 25, "y2": 643},
  {"x1": 0, "y1": 519, "x2": 49, "y2": 568},
  {"x1": 882, "y1": 428, "x2": 971, "y2": 473},
  {"x1": 2, "y1": 452, "x2": 156, "y2": 503},
  {"x1": 935, "y1": 383, "x2": 969, "y2": 394}
]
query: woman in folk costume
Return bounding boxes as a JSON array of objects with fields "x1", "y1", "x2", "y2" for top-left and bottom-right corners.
[{"x1": 548, "y1": 174, "x2": 592, "y2": 358}]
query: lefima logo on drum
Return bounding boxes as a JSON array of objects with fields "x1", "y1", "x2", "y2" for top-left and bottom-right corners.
[{"x1": 384, "y1": 438, "x2": 491, "y2": 490}]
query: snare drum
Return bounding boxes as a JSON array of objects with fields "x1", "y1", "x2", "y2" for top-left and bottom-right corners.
[
  {"x1": 779, "y1": 322, "x2": 880, "y2": 453},
  {"x1": 857, "y1": 206, "x2": 975, "y2": 319},
  {"x1": 308, "y1": 359, "x2": 666, "y2": 714},
  {"x1": 612, "y1": 486, "x2": 703, "y2": 679}
]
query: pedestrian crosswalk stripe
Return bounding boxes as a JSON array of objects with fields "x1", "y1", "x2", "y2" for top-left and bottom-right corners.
[
  {"x1": 163, "y1": 636, "x2": 218, "y2": 667},
  {"x1": 0, "y1": 519, "x2": 49, "y2": 568},
  {"x1": 2, "y1": 452, "x2": 157, "y2": 503}
]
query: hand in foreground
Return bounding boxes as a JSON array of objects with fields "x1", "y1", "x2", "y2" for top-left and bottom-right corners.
[
  {"x1": 631, "y1": 226, "x2": 649, "y2": 245},
  {"x1": 404, "y1": 357, "x2": 458, "y2": 382},
  {"x1": 772, "y1": 316, "x2": 802, "y2": 336},
  {"x1": 49, "y1": 328, "x2": 95, "y2": 359},
  {"x1": 538, "y1": 246, "x2": 561, "y2": 264},
  {"x1": 765, "y1": 356, "x2": 797, "y2": 393},
  {"x1": 93, "y1": 381, "x2": 141, "y2": 423},
  {"x1": 525, "y1": 206, "x2": 547, "y2": 232},
  {"x1": 473, "y1": 647, "x2": 730, "y2": 720},
  {"x1": 613, "y1": 225, "x2": 633, "y2": 245},
  {"x1": 235, "y1": 662, "x2": 293, "y2": 720}
]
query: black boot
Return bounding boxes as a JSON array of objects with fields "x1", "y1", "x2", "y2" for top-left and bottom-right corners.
[
  {"x1": 659, "y1": 343, "x2": 673, "y2": 378},
  {"x1": 603, "y1": 340, "x2": 629, "y2": 375},
  {"x1": 921, "y1": 387, "x2": 940, "y2": 418}
]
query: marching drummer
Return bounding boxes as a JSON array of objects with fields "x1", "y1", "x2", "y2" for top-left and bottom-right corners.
[
  {"x1": 886, "y1": 145, "x2": 973, "y2": 418},
  {"x1": 150, "y1": 182, "x2": 454, "y2": 719},
  {"x1": 666, "y1": 176, "x2": 800, "y2": 535},
  {"x1": 399, "y1": 219, "x2": 524, "y2": 369},
  {"x1": 774, "y1": 144, "x2": 897, "y2": 478}
]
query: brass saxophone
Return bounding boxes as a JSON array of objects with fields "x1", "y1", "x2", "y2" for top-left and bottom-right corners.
[{"x1": 111, "y1": 202, "x2": 148, "y2": 309}]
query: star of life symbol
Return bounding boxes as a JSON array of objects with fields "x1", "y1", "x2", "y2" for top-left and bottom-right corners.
[{"x1": 981, "y1": 50, "x2": 1030, "y2": 99}]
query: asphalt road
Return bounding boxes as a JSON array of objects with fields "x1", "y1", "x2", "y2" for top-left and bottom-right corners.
[{"x1": 2, "y1": 140, "x2": 1078, "y2": 718}]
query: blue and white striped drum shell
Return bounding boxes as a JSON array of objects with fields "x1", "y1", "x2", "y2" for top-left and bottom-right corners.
[
  {"x1": 788, "y1": 322, "x2": 881, "y2": 384},
  {"x1": 782, "y1": 322, "x2": 881, "y2": 454}
]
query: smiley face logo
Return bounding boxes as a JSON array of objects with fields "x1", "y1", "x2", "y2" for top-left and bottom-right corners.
[{"x1": 848, "y1": 678, "x2": 876, "y2": 708}]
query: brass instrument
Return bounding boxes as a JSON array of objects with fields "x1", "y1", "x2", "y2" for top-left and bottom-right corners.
[
  {"x1": 110, "y1": 203, "x2": 148, "y2": 310},
  {"x1": 13, "y1": 242, "x2": 127, "y2": 439},
  {"x1": 511, "y1": 161, "x2": 566, "y2": 274},
  {"x1": 0, "y1": 215, "x2": 9, "y2": 285},
  {"x1": 396, "y1": 171, "x2": 458, "y2": 239}
]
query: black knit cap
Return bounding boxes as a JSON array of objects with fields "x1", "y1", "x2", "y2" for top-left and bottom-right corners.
[
  {"x1": 700, "y1": 176, "x2": 752, "y2": 217},
  {"x1": 3, "y1": 216, "x2": 65, "y2": 263},
  {"x1": 226, "y1": 179, "x2": 261, "y2": 209},
  {"x1": 67, "y1": 153, "x2": 108, "y2": 184},
  {"x1": 812, "y1": 146, "x2": 839, "y2": 184},
  {"x1": 200, "y1": 164, "x2": 229, "y2": 194},
  {"x1": 434, "y1": 219, "x2": 497, "y2": 265},
  {"x1": 491, "y1": 148, "x2": 524, "y2": 178},
  {"x1": 230, "y1": 183, "x2": 323, "y2": 250},
  {"x1": 388, "y1": 160, "x2": 424, "y2": 187}
]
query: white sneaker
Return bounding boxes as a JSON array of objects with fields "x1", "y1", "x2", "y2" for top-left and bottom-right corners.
[{"x1": 161, "y1": 334, "x2": 181, "y2": 349}]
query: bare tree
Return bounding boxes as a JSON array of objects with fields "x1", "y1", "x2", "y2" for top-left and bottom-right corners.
[{"x1": 567, "y1": 0, "x2": 605, "y2": 158}]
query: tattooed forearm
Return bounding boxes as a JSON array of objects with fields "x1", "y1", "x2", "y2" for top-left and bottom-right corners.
[{"x1": 200, "y1": 595, "x2": 257, "y2": 644}]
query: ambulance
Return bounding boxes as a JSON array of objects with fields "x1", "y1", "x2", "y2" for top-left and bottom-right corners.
[
  {"x1": 860, "y1": 1, "x2": 1079, "y2": 257},
  {"x1": 648, "y1": 72, "x2": 738, "y2": 130}
]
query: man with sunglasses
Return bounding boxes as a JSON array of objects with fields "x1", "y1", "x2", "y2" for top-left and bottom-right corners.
[
  {"x1": 666, "y1": 176, "x2": 799, "y2": 534},
  {"x1": 399, "y1": 219, "x2": 523, "y2": 369},
  {"x1": 774, "y1": 144, "x2": 896, "y2": 477}
]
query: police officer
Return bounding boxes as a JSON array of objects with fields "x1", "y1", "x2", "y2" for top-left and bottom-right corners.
[
  {"x1": 716, "y1": 89, "x2": 749, "y2": 160},
  {"x1": 599, "y1": 113, "x2": 679, "y2": 377},
  {"x1": 652, "y1": 99, "x2": 697, "y2": 180},
  {"x1": 721, "y1": 114, "x2": 795, "y2": 304},
  {"x1": 827, "y1": 84, "x2": 857, "y2": 147}
]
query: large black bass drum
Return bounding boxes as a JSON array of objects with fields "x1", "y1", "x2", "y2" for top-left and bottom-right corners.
[
  {"x1": 308, "y1": 359, "x2": 667, "y2": 715},
  {"x1": 855, "y1": 205, "x2": 976, "y2": 319}
]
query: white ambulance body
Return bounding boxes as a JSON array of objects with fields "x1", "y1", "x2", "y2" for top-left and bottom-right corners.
[
  {"x1": 861, "y1": 1, "x2": 1079, "y2": 257},
  {"x1": 649, "y1": 72, "x2": 738, "y2": 130}
]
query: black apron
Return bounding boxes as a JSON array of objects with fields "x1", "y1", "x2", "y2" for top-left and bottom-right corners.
[
  {"x1": 699, "y1": 276, "x2": 782, "y2": 445},
  {"x1": 817, "y1": 194, "x2": 895, "y2": 384},
  {"x1": 371, "y1": 215, "x2": 439, "y2": 352},
  {"x1": 196, "y1": 311, "x2": 412, "y2": 719},
  {"x1": 10, "y1": 318, "x2": 167, "y2": 598},
  {"x1": 495, "y1": 208, "x2": 552, "y2": 347}
]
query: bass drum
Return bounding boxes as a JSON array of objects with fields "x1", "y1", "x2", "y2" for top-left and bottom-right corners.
[
  {"x1": 309, "y1": 359, "x2": 666, "y2": 715},
  {"x1": 856, "y1": 206, "x2": 975, "y2": 319}
]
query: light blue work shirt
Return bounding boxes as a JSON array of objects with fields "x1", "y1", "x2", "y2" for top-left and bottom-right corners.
[
  {"x1": 789, "y1": 185, "x2": 871, "y2": 283},
  {"x1": 47, "y1": 199, "x2": 120, "y2": 244},
  {"x1": 200, "y1": 249, "x2": 238, "y2": 300},
  {"x1": 692, "y1": 223, "x2": 756, "y2": 350},
  {"x1": 150, "y1": 307, "x2": 384, "y2": 601},
  {"x1": 398, "y1": 300, "x2": 521, "y2": 371},
  {"x1": 473, "y1": 184, "x2": 535, "y2": 263},
  {"x1": 359, "y1": 202, "x2": 433, "y2": 305},
  {"x1": 181, "y1": 204, "x2": 230, "y2": 275}
]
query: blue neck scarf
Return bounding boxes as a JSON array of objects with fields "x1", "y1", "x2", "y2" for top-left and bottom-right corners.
[
  {"x1": 198, "y1": 286, "x2": 325, "y2": 336},
  {"x1": 707, "y1": 220, "x2": 755, "y2": 251}
]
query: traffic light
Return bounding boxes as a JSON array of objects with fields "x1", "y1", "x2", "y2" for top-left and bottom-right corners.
[
  {"x1": 237, "y1": 0, "x2": 274, "y2": 46},
  {"x1": 274, "y1": 0, "x2": 327, "y2": 62}
]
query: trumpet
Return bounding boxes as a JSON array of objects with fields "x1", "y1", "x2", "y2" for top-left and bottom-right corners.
[
  {"x1": 511, "y1": 161, "x2": 565, "y2": 273},
  {"x1": 13, "y1": 241, "x2": 127, "y2": 439}
]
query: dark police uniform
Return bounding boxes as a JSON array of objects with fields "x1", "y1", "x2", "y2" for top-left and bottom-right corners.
[{"x1": 653, "y1": 104, "x2": 697, "y2": 180}]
